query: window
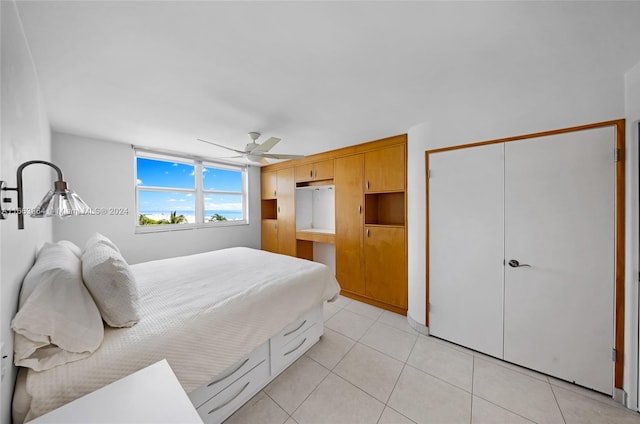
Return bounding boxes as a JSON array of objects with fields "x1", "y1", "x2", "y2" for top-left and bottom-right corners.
[{"x1": 135, "y1": 150, "x2": 248, "y2": 230}]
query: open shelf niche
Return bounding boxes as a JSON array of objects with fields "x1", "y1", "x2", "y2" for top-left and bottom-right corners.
[
  {"x1": 365, "y1": 192, "x2": 405, "y2": 226},
  {"x1": 295, "y1": 185, "x2": 335, "y2": 235},
  {"x1": 295, "y1": 185, "x2": 335, "y2": 274}
]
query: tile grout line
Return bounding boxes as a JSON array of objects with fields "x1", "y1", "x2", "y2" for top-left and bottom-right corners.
[
  {"x1": 284, "y1": 366, "x2": 334, "y2": 421},
  {"x1": 472, "y1": 352, "x2": 549, "y2": 384},
  {"x1": 376, "y1": 333, "x2": 421, "y2": 424},
  {"x1": 402, "y1": 362, "x2": 473, "y2": 396},
  {"x1": 470, "y1": 355, "x2": 475, "y2": 424},
  {"x1": 471, "y1": 394, "x2": 538, "y2": 424},
  {"x1": 327, "y1": 370, "x2": 387, "y2": 422},
  {"x1": 260, "y1": 390, "x2": 293, "y2": 424},
  {"x1": 549, "y1": 383, "x2": 568, "y2": 424}
]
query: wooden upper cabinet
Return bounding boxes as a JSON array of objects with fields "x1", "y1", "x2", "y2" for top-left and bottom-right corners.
[
  {"x1": 364, "y1": 144, "x2": 405, "y2": 192},
  {"x1": 261, "y1": 170, "x2": 277, "y2": 199},
  {"x1": 313, "y1": 159, "x2": 334, "y2": 181},
  {"x1": 295, "y1": 163, "x2": 314, "y2": 183},
  {"x1": 295, "y1": 159, "x2": 335, "y2": 183}
]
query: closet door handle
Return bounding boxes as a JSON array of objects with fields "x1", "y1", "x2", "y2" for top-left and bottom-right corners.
[
  {"x1": 310, "y1": 170, "x2": 313, "y2": 178},
  {"x1": 366, "y1": 228, "x2": 370, "y2": 237},
  {"x1": 366, "y1": 181, "x2": 370, "y2": 190},
  {"x1": 358, "y1": 205, "x2": 362, "y2": 214},
  {"x1": 508, "y1": 259, "x2": 531, "y2": 268}
]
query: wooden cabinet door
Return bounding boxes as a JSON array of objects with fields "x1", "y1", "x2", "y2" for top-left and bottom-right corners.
[
  {"x1": 364, "y1": 144, "x2": 405, "y2": 192},
  {"x1": 261, "y1": 170, "x2": 277, "y2": 199},
  {"x1": 276, "y1": 168, "x2": 296, "y2": 256},
  {"x1": 314, "y1": 159, "x2": 334, "y2": 181},
  {"x1": 335, "y1": 155, "x2": 365, "y2": 295},
  {"x1": 261, "y1": 219, "x2": 278, "y2": 253},
  {"x1": 364, "y1": 226, "x2": 407, "y2": 308},
  {"x1": 294, "y1": 163, "x2": 314, "y2": 183}
]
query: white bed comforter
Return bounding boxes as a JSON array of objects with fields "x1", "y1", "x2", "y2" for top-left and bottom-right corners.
[{"x1": 20, "y1": 247, "x2": 340, "y2": 422}]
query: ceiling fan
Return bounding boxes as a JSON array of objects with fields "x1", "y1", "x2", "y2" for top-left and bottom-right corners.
[{"x1": 198, "y1": 132, "x2": 304, "y2": 165}]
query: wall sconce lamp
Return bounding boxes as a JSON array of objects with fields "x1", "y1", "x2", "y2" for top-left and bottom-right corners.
[{"x1": 1, "y1": 160, "x2": 91, "y2": 230}]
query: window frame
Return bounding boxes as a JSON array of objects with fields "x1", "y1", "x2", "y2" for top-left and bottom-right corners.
[{"x1": 134, "y1": 148, "x2": 249, "y2": 233}]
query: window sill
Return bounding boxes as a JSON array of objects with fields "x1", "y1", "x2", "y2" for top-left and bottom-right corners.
[{"x1": 135, "y1": 220, "x2": 249, "y2": 234}]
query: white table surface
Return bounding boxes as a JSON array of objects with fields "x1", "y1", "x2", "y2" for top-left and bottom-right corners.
[{"x1": 30, "y1": 359, "x2": 203, "y2": 423}]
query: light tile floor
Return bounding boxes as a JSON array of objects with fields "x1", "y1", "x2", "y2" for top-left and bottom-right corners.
[{"x1": 224, "y1": 296, "x2": 640, "y2": 424}]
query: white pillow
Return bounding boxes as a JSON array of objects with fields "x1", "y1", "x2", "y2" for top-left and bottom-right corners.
[
  {"x1": 82, "y1": 242, "x2": 140, "y2": 328},
  {"x1": 12, "y1": 243, "x2": 104, "y2": 371},
  {"x1": 84, "y1": 232, "x2": 121, "y2": 254},
  {"x1": 57, "y1": 240, "x2": 83, "y2": 258},
  {"x1": 36, "y1": 240, "x2": 82, "y2": 259}
]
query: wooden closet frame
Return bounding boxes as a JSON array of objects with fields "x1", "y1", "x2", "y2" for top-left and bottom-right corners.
[{"x1": 424, "y1": 119, "x2": 626, "y2": 389}]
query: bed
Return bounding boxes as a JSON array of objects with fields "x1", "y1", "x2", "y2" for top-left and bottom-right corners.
[{"x1": 13, "y1": 244, "x2": 340, "y2": 423}]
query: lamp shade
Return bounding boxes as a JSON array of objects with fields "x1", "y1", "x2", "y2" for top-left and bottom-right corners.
[{"x1": 31, "y1": 181, "x2": 91, "y2": 219}]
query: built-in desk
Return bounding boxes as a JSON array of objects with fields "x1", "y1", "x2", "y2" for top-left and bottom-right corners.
[{"x1": 296, "y1": 228, "x2": 335, "y2": 244}]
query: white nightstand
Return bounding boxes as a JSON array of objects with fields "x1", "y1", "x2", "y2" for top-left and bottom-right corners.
[{"x1": 30, "y1": 359, "x2": 203, "y2": 423}]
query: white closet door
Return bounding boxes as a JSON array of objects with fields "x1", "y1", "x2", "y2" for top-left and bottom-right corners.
[
  {"x1": 504, "y1": 127, "x2": 615, "y2": 394},
  {"x1": 429, "y1": 143, "x2": 504, "y2": 358}
]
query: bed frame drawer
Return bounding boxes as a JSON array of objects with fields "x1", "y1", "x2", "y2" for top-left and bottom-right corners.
[
  {"x1": 196, "y1": 358, "x2": 269, "y2": 424},
  {"x1": 189, "y1": 341, "x2": 269, "y2": 409},
  {"x1": 270, "y1": 305, "x2": 322, "y2": 351},
  {"x1": 271, "y1": 322, "x2": 323, "y2": 374}
]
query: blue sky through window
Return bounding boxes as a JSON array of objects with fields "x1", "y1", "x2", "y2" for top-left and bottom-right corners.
[{"x1": 136, "y1": 157, "x2": 244, "y2": 221}]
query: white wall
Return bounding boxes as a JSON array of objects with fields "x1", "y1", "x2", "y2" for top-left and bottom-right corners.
[
  {"x1": 1, "y1": 1, "x2": 52, "y2": 422},
  {"x1": 624, "y1": 59, "x2": 640, "y2": 409},
  {"x1": 52, "y1": 132, "x2": 261, "y2": 264}
]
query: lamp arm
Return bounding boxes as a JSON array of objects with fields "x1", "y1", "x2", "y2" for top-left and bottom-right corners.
[{"x1": 14, "y1": 161, "x2": 65, "y2": 230}]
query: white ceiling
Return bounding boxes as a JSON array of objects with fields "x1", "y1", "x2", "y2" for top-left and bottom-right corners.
[{"x1": 15, "y1": 1, "x2": 640, "y2": 163}]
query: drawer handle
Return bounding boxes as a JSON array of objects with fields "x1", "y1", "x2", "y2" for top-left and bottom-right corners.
[
  {"x1": 284, "y1": 337, "x2": 307, "y2": 357},
  {"x1": 208, "y1": 381, "x2": 250, "y2": 415},
  {"x1": 207, "y1": 357, "x2": 250, "y2": 387},
  {"x1": 283, "y1": 319, "x2": 307, "y2": 337}
]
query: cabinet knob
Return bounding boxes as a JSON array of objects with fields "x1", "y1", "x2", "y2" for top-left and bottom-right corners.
[
  {"x1": 366, "y1": 181, "x2": 370, "y2": 190},
  {"x1": 273, "y1": 190, "x2": 276, "y2": 197},
  {"x1": 310, "y1": 170, "x2": 313, "y2": 178},
  {"x1": 314, "y1": 169, "x2": 317, "y2": 177},
  {"x1": 366, "y1": 228, "x2": 370, "y2": 237},
  {"x1": 278, "y1": 206, "x2": 280, "y2": 213},
  {"x1": 358, "y1": 205, "x2": 362, "y2": 214}
]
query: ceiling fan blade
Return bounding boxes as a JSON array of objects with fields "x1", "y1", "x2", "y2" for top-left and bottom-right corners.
[
  {"x1": 261, "y1": 153, "x2": 305, "y2": 159},
  {"x1": 259, "y1": 158, "x2": 270, "y2": 165},
  {"x1": 198, "y1": 138, "x2": 246, "y2": 154},
  {"x1": 251, "y1": 137, "x2": 281, "y2": 153}
]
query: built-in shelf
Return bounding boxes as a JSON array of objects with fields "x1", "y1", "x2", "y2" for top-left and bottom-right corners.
[
  {"x1": 365, "y1": 192, "x2": 405, "y2": 226},
  {"x1": 261, "y1": 199, "x2": 277, "y2": 220}
]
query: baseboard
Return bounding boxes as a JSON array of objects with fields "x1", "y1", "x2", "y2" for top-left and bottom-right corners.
[{"x1": 407, "y1": 314, "x2": 429, "y2": 336}]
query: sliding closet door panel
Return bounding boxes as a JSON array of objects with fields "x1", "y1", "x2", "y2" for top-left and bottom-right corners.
[
  {"x1": 429, "y1": 143, "x2": 504, "y2": 358},
  {"x1": 504, "y1": 127, "x2": 615, "y2": 395}
]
